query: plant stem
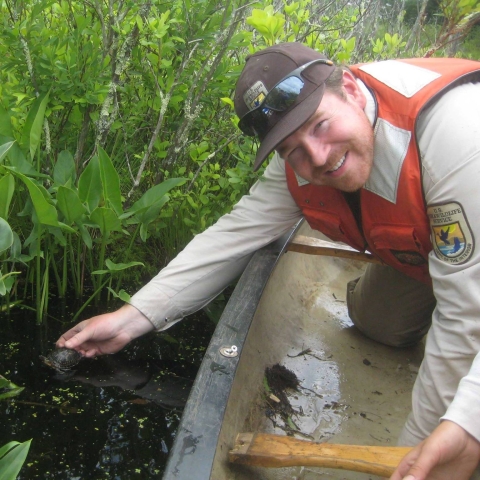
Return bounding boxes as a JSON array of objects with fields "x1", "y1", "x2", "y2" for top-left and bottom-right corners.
[
  {"x1": 115, "y1": 223, "x2": 140, "y2": 292},
  {"x1": 71, "y1": 276, "x2": 110, "y2": 323},
  {"x1": 36, "y1": 222, "x2": 42, "y2": 325},
  {"x1": 62, "y1": 240, "x2": 68, "y2": 297}
]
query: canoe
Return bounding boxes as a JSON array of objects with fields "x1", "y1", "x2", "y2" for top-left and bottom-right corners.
[{"x1": 163, "y1": 221, "x2": 423, "y2": 480}]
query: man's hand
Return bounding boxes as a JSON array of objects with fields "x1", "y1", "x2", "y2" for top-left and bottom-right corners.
[
  {"x1": 56, "y1": 304, "x2": 155, "y2": 357},
  {"x1": 390, "y1": 420, "x2": 480, "y2": 480}
]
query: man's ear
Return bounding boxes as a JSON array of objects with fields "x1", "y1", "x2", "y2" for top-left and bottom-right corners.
[{"x1": 342, "y1": 70, "x2": 366, "y2": 109}]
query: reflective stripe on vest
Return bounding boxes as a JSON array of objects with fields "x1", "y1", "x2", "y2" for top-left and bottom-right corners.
[{"x1": 286, "y1": 58, "x2": 480, "y2": 283}]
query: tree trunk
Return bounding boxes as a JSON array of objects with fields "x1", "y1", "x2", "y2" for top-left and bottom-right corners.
[{"x1": 405, "y1": 0, "x2": 430, "y2": 51}]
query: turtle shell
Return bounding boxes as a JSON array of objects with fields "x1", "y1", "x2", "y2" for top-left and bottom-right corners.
[{"x1": 41, "y1": 347, "x2": 83, "y2": 372}]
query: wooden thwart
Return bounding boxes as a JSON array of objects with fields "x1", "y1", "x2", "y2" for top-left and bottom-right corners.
[
  {"x1": 288, "y1": 235, "x2": 382, "y2": 264},
  {"x1": 229, "y1": 433, "x2": 412, "y2": 477}
]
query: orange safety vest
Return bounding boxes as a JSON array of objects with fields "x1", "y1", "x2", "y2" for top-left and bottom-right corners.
[{"x1": 286, "y1": 58, "x2": 480, "y2": 284}]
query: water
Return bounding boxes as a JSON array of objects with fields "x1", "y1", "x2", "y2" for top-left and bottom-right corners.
[{"x1": 0, "y1": 301, "x2": 216, "y2": 479}]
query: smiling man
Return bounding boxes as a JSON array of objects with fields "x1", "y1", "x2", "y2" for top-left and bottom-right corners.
[{"x1": 59, "y1": 43, "x2": 480, "y2": 479}]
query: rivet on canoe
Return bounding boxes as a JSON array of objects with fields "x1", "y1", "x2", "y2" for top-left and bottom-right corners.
[{"x1": 220, "y1": 345, "x2": 238, "y2": 358}]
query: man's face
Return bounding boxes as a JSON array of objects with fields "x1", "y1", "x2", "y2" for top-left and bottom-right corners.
[{"x1": 276, "y1": 71, "x2": 374, "y2": 192}]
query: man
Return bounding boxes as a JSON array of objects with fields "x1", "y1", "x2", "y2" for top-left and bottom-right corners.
[{"x1": 58, "y1": 43, "x2": 480, "y2": 479}]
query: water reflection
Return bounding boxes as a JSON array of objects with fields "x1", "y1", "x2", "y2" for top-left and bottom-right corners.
[{"x1": 0, "y1": 307, "x2": 214, "y2": 479}]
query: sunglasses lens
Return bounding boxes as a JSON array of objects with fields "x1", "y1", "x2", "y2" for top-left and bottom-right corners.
[
  {"x1": 239, "y1": 108, "x2": 268, "y2": 138},
  {"x1": 266, "y1": 76, "x2": 304, "y2": 111},
  {"x1": 239, "y1": 76, "x2": 305, "y2": 137}
]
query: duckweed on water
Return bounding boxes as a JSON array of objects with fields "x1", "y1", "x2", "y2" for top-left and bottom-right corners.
[{"x1": 0, "y1": 306, "x2": 215, "y2": 479}]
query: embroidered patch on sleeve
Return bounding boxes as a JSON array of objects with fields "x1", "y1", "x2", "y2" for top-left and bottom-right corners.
[{"x1": 427, "y1": 202, "x2": 474, "y2": 264}]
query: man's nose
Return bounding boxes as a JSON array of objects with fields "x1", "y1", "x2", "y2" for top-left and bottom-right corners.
[{"x1": 304, "y1": 138, "x2": 329, "y2": 167}]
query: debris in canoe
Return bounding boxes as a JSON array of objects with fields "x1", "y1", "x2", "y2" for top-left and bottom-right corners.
[{"x1": 264, "y1": 364, "x2": 304, "y2": 434}]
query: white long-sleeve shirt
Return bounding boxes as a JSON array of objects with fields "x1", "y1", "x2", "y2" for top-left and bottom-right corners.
[{"x1": 130, "y1": 77, "x2": 480, "y2": 446}]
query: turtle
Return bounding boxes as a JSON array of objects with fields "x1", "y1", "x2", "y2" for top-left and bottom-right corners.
[{"x1": 40, "y1": 347, "x2": 83, "y2": 372}]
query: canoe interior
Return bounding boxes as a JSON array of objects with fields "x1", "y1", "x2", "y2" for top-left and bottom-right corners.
[{"x1": 164, "y1": 223, "x2": 423, "y2": 480}]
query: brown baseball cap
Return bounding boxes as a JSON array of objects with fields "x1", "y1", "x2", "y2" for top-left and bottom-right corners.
[{"x1": 234, "y1": 43, "x2": 335, "y2": 171}]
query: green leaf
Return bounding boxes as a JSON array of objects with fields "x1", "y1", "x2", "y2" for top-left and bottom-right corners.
[
  {"x1": 106, "y1": 287, "x2": 131, "y2": 302},
  {"x1": 54, "y1": 150, "x2": 76, "y2": 186},
  {"x1": 0, "y1": 439, "x2": 32, "y2": 480},
  {"x1": 0, "y1": 218, "x2": 14, "y2": 253},
  {"x1": 220, "y1": 97, "x2": 234, "y2": 109},
  {"x1": 75, "y1": 220, "x2": 92, "y2": 249},
  {"x1": 132, "y1": 197, "x2": 170, "y2": 229},
  {"x1": 0, "y1": 174, "x2": 15, "y2": 219},
  {"x1": 0, "y1": 271, "x2": 20, "y2": 296},
  {"x1": 90, "y1": 207, "x2": 121, "y2": 237},
  {"x1": 78, "y1": 156, "x2": 102, "y2": 213},
  {"x1": 21, "y1": 92, "x2": 50, "y2": 160},
  {"x1": 30, "y1": 92, "x2": 50, "y2": 160},
  {"x1": 120, "y1": 178, "x2": 185, "y2": 219},
  {"x1": 105, "y1": 259, "x2": 144, "y2": 271},
  {"x1": 0, "y1": 141, "x2": 15, "y2": 164},
  {"x1": 0, "y1": 139, "x2": 35, "y2": 174},
  {"x1": 57, "y1": 186, "x2": 86, "y2": 224},
  {"x1": 98, "y1": 147, "x2": 123, "y2": 216},
  {"x1": 4, "y1": 168, "x2": 59, "y2": 227},
  {"x1": 0, "y1": 441, "x2": 17, "y2": 457}
]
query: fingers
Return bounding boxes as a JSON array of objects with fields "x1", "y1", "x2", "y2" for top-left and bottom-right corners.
[
  {"x1": 392, "y1": 442, "x2": 443, "y2": 480},
  {"x1": 56, "y1": 321, "x2": 87, "y2": 348},
  {"x1": 390, "y1": 448, "x2": 421, "y2": 480},
  {"x1": 390, "y1": 422, "x2": 480, "y2": 480}
]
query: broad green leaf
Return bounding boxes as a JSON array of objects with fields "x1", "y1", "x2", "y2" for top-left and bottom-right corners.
[
  {"x1": 0, "y1": 374, "x2": 23, "y2": 397},
  {"x1": 0, "y1": 174, "x2": 15, "y2": 219},
  {"x1": 78, "y1": 156, "x2": 102, "y2": 213},
  {"x1": 0, "y1": 141, "x2": 15, "y2": 164},
  {"x1": 54, "y1": 150, "x2": 76, "y2": 186},
  {"x1": 220, "y1": 97, "x2": 234, "y2": 109},
  {"x1": 2, "y1": 273, "x2": 18, "y2": 295},
  {"x1": 5, "y1": 169, "x2": 59, "y2": 227},
  {"x1": 8, "y1": 232, "x2": 22, "y2": 261},
  {"x1": 0, "y1": 138, "x2": 35, "y2": 174},
  {"x1": 140, "y1": 223, "x2": 149, "y2": 242},
  {"x1": 30, "y1": 92, "x2": 50, "y2": 160},
  {"x1": 98, "y1": 147, "x2": 122, "y2": 216},
  {"x1": 92, "y1": 260, "x2": 143, "y2": 274},
  {"x1": 21, "y1": 92, "x2": 50, "y2": 160},
  {"x1": 0, "y1": 441, "x2": 18, "y2": 457},
  {"x1": 105, "y1": 259, "x2": 144, "y2": 271},
  {"x1": 137, "y1": 197, "x2": 170, "y2": 225},
  {"x1": 0, "y1": 439, "x2": 32, "y2": 480},
  {"x1": 75, "y1": 220, "x2": 93, "y2": 249},
  {"x1": 0, "y1": 218, "x2": 14, "y2": 253},
  {"x1": 46, "y1": 225, "x2": 67, "y2": 247},
  {"x1": 57, "y1": 186, "x2": 86, "y2": 224},
  {"x1": 120, "y1": 177, "x2": 185, "y2": 219},
  {"x1": 90, "y1": 207, "x2": 121, "y2": 236},
  {"x1": 106, "y1": 288, "x2": 131, "y2": 303}
]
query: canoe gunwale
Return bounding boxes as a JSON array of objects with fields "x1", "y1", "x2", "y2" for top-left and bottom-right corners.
[{"x1": 162, "y1": 223, "x2": 302, "y2": 479}]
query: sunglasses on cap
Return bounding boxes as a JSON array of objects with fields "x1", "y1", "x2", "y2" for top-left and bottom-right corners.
[{"x1": 238, "y1": 58, "x2": 334, "y2": 139}]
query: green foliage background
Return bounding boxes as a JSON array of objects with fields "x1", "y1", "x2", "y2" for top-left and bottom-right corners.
[{"x1": 0, "y1": 0, "x2": 478, "y2": 322}]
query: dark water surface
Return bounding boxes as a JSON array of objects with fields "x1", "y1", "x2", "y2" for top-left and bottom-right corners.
[{"x1": 0, "y1": 302, "x2": 216, "y2": 479}]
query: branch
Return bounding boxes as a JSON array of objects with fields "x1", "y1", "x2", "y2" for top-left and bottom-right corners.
[
  {"x1": 185, "y1": 132, "x2": 241, "y2": 193},
  {"x1": 424, "y1": 10, "x2": 480, "y2": 57},
  {"x1": 162, "y1": 8, "x2": 243, "y2": 170},
  {"x1": 93, "y1": 2, "x2": 153, "y2": 152},
  {"x1": 126, "y1": 45, "x2": 198, "y2": 198}
]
